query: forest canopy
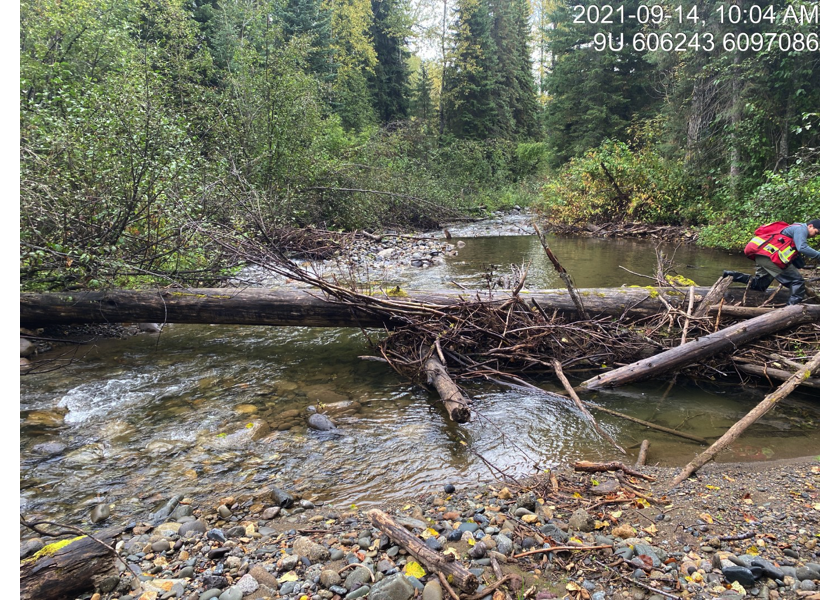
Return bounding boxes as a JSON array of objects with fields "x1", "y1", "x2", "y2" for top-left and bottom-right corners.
[{"x1": 20, "y1": 0, "x2": 820, "y2": 291}]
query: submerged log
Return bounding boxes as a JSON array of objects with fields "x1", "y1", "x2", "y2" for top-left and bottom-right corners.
[
  {"x1": 20, "y1": 527, "x2": 123, "y2": 600},
  {"x1": 368, "y1": 509, "x2": 478, "y2": 593},
  {"x1": 671, "y1": 352, "x2": 820, "y2": 487},
  {"x1": 20, "y1": 286, "x2": 812, "y2": 328},
  {"x1": 581, "y1": 304, "x2": 818, "y2": 390}
]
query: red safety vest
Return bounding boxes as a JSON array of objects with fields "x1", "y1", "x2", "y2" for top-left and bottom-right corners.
[{"x1": 743, "y1": 221, "x2": 799, "y2": 268}]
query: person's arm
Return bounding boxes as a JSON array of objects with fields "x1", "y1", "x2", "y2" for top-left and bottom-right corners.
[{"x1": 785, "y1": 224, "x2": 820, "y2": 260}]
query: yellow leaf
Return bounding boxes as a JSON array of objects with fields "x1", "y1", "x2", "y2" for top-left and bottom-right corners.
[
  {"x1": 635, "y1": 498, "x2": 651, "y2": 509},
  {"x1": 699, "y1": 513, "x2": 714, "y2": 524},
  {"x1": 420, "y1": 528, "x2": 439, "y2": 539},
  {"x1": 594, "y1": 520, "x2": 609, "y2": 530},
  {"x1": 814, "y1": 503, "x2": 820, "y2": 510},
  {"x1": 279, "y1": 572, "x2": 298, "y2": 583},
  {"x1": 325, "y1": 519, "x2": 335, "y2": 525},
  {"x1": 404, "y1": 561, "x2": 426, "y2": 578},
  {"x1": 706, "y1": 485, "x2": 720, "y2": 490},
  {"x1": 566, "y1": 582, "x2": 581, "y2": 591},
  {"x1": 591, "y1": 479, "x2": 599, "y2": 486},
  {"x1": 351, "y1": 504, "x2": 357, "y2": 510},
  {"x1": 643, "y1": 524, "x2": 658, "y2": 535},
  {"x1": 467, "y1": 538, "x2": 476, "y2": 546},
  {"x1": 443, "y1": 548, "x2": 459, "y2": 559},
  {"x1": 403, "y1": 505, "x2": 412, "y2": 511},
  {"x1": 573, "y1": 492, "x2": 582, "y2": 499},
  {"x1": 723, "y1": 475, "x2": 736, "y2": 482},
  {"x1": 569, "y1": 536, "x2": 584, "y2": 545},
  {"x1": 747, "y1": 546, "x2": 760, "y2": 555},
  {"x1": 610, "y1": 510, "x2": 622, "y2": 519},
  {"x1": 730, "y1": 581, "x2": 746, "y2": 594}
]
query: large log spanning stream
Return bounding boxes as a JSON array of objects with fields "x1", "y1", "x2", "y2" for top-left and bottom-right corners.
[{"x1": 20, "y1": 286, "x2": 811, "y2": 328}]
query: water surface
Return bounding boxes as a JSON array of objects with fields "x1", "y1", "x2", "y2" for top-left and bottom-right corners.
[{"x1": 20, "y1": 234, "x2": 817, "y2": 525}]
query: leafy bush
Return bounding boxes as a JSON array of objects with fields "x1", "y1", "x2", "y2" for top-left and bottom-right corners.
[
  {"x1": 535, "y1": 139, "x2": 701, "y2": 226},
  {"x1": 697, "y1": 164, "x2": 820, "y2": 250}
]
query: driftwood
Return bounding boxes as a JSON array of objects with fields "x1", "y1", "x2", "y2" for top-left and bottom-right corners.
[
  {"x1": 733, "y1": 359, "x2": 820, "y2": 388},
  {"x1": 635, "y1": 440, "x2": 650, "y2": 467},
  {"x1": 581, "y1": 304, "x2": 818, "y2": 390},
  {"x1": 552, "y1": 359, "x2": 624, "y2": 454},
  {"x1": 573, "y1": 460, "x2": 655, "y2": 481},
  {"x1": 534, "y1": 222, "x2": 588, "y2": 319},
  {"x1": 670, "y1": 352, "x2": 820, "y2": 487},
  {"x1": 423, "y1": 346, "x2": 471, "y2": 422},
  {"x1": 20, "y1": 287, "x2": 808, "y2": 328},
  {"x1": 367, "y1": 509, "x2": 478, "y2": 593},
  {"x1": 694, "y1": 276, "x2": 733, "y2": 318},
  {"x1": 20, "y1": 526, "x2": 123, "y2": 600}
]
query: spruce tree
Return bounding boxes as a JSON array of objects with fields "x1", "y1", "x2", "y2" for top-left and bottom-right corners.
[
  {"x1": 410, "y1": 61, "x2": 434, "y2": 125},
  {"x1": 369, "y1": 0, "x2": 412, "y2": 124},
  {"x1": 544, "y1": 0, "x2": 656, "y2": 163},
  {"x1": 489, "y1": 0, "x2": 540, "y2": 140},
  {"x1": 443, "y1": 0, "x2": 499, "y2": 140},
  {"x1": 274, "y1": 0, "x2": 335, "y2": 79}
]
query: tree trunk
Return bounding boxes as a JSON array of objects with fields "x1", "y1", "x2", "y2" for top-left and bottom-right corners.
[
  {"x1": 21, "y1": 287, "x2": 810, "y2": 328},
  {"x1": 20, "y1": 527, "x2": 123, "y2": 600},
  {"x1": 580, "y1": 304, "x2": 818, "y2": 390},
  {"x1": 367, "y1": 509, "x2": 478, "y2": 593}
]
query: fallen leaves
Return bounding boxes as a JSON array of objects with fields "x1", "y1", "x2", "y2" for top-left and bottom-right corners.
[{"x1": 404, "y1": 561, "x2": 426, "y2": 578}]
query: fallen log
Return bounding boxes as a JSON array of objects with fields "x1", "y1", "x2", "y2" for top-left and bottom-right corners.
[
  {"x1": 20, "y1": 526, "x2": 123, "y2": 600},
  {"x1": 694, "y1": 276, "x2": 733, "y2": 318},
  {"x1": 367, "y1": 509, "x2": 478, "y2": 594},
  {"x1": 733, "y1": 359, "x2": 820, "y2": 388},
  {"x1": 670, "y1": 352, "x2": 820, "y2": 487},
  {"x1": 423, "y1": 346, "x2": 471, "y2": 422},
  {"x1": 573, "y1": 460, "x2": 655, "y2": 481},
  {"x1": 20, "y1": 287, "x2": 813, "y2": 328},
  {"x1": 580, "y1": 304, "x2": 818, "y2": 390},
  {"x1": 635, "y1": 440, "x2": 650, "y2": 467}
]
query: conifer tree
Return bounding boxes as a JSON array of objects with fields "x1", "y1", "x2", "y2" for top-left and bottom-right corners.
[
  {"x1": 443, "y1": 0, "x2": 499, "y2": 139},
  {"x1": 544, "y1": 0, "x2": 655, "y2": 163},
  {"x1": 489, "y1": 0, "x2": 540, "y2": 140},
  {"x1": 326, "y1": 0, "x2": 378, "y2": 129},
  {"x1": 275, "y1": 0, "x2": 335, "y2": 79},
  {"x1": 369, "y1": 0, "x2": 412, "y2": 123},
  {"x1": 410, "y1": 61, "x2": 434, "y2": 125}
]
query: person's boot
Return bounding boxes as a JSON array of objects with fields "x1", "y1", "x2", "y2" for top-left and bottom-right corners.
[
  {"x1": 785, "y1": 280, "x2": 807, "y2": 305},
  {"x1": 747, "y1": 274, "x2": 774, "y2": 292},
  {"x1": 722, "y1": 270, "x2": 752, "y2": 284}
]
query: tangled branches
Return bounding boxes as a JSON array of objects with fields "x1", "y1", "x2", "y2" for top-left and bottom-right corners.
[{"x1": 378, "y1": 297, "x2": 659, "y2": 386}]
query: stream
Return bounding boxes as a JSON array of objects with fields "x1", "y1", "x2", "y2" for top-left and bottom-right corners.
[{"x1": 20, "y1": 218, "x2": 820, "y2": 526}]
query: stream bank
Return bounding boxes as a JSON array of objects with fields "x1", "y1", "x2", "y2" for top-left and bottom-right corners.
[{"x1": 20, "y1": 457, "x2": 821, "y2": 600}]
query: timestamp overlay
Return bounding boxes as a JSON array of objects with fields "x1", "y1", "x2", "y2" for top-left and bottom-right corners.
[{"x1": 567, "y1": 2, "x2": 819, "y2": 54}]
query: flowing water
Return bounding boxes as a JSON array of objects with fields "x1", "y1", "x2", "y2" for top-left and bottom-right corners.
[{"x1": 20, "y1": 229, "x2": 819, "y2": 525}]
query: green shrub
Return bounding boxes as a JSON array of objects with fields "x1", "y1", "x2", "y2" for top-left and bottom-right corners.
[
  {"x1": 697, "y1": 164, "x2": 820, "y2": 250},
  {"x1": 536, "y1": 139, "x2": 700, "y2": 226}
]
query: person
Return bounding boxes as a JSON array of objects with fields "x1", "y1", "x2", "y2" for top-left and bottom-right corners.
[{"x1": 722, "y1": 219, "x2": 820, "y2": 305}]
